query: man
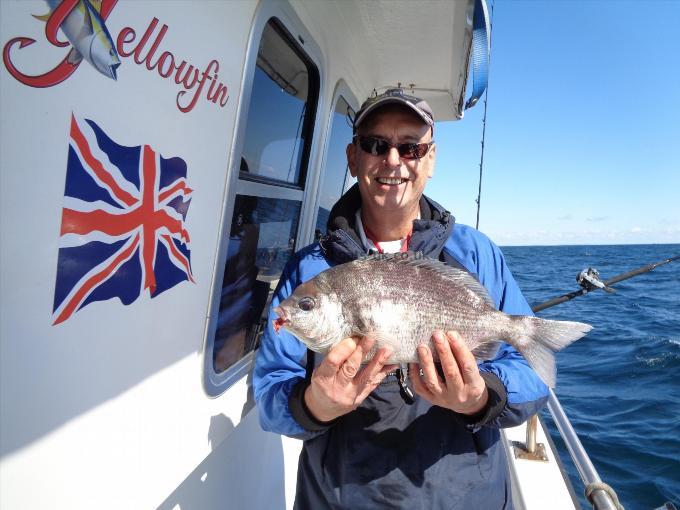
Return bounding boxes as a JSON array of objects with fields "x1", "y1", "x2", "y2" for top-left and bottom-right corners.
[{"x1": 254, "y1": 88, "x2": 549, "y2": 509}]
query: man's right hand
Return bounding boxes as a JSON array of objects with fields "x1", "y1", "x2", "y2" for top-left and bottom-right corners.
[{"x1": 304, "y1": 336, "x2": 396, "y2": 423}]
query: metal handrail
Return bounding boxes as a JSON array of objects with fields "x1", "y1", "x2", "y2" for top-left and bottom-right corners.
[{"x1": 547, "y1": 389, "x2": 619, "y2": 510}]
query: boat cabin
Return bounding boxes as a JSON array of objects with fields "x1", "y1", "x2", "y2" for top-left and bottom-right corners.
[{"x1": 0, "y1": 1, "x2": 584, "y2": 508}]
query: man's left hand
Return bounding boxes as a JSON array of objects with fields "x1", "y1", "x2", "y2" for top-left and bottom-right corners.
[{"x1": 409, "y1": 330, "x2": 488, "y2": 415}]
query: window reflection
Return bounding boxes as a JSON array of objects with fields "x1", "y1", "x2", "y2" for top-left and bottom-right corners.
[
  {"x1": 315, "y1": 96, "x2": 355, "y2": 238},
  {"x1": 241, "y1": 20, "x2": 318, "y2": 185},
  {"x1": 213, "y1": 195, "x2": 301, "y2": 373}
]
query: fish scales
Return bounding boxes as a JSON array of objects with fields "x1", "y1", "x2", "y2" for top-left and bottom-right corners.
[
  {"x1": 273, "y1": 253, "x2": 592, "y2": 387},
  {"x1": 334, "y1": 257, "x2": 502, "y2": 356}
]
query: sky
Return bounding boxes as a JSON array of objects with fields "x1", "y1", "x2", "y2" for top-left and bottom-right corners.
[{"x1": 427, "y1": 0, "x2": 680, "y2": 246}]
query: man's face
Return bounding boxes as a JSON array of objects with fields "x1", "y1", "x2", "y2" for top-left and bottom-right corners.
[{"x1": 347, "y1": 106, "x2": 435, "y2": 218}]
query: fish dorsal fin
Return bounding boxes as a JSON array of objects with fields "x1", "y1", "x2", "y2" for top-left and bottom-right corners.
[
  {"x1": 363, "y1": 252, "x2": 496, "y2": 309},
  {"x1": 32, "y1": 1, "x2": 102, "y2": 23}
]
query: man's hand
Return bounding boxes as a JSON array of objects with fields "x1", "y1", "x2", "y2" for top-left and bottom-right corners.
[
  {"x1": 410, "y1": 330, "x2": 488, "y2": 415},
  {"x1": 304, "y1": 336, "x2": 396, "y2": 423}
]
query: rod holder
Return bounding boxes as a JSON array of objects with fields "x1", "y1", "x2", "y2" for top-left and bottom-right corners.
[
  {"x1": 526, "y1": 414, "x2": 538, "y2": 453},
  {"x1": 513, "y1": 414, "x2": 548, "y2": 462}
]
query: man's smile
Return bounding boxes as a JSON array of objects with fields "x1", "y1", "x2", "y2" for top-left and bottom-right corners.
[{"x1": 375, "y1": 177, "x2": 409, "y2": 186}]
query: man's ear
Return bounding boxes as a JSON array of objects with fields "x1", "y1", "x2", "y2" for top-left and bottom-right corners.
[{"x1": 347, "y1": 142, "x2": 357, "y2": 177}]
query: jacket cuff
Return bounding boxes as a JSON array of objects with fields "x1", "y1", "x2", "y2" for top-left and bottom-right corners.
[
  {"x1": 452, "y1": 371, "x2": 508, "y2": 430},
  {"x1": 288, "y1": 379, "x2": 337, "y2": 432}
]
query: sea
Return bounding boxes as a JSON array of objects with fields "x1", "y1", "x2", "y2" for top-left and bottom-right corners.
[{"x1": 502, "y1": 243, "x2": 680, "y2": 510}]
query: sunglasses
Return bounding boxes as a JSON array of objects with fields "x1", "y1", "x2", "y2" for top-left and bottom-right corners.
[{"x1": 354, "y1": 135, "x2": 434, "y2": 160}]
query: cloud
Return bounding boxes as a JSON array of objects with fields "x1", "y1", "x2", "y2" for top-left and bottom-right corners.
[
  {"x1": 586, "y1": 216, "x2": 609, "y2": 222},
  {"x1": 558, "y1": 214, "x2": 573, "y2": 220},
  {"x1": 488, "y1": 219, "x2": 680, "y2": 246},
  {"x1": 493, "y1": 226, "x2": 680, "y2": 246}
]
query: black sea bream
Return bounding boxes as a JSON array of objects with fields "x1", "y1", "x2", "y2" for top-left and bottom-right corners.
[{"x1": 273, "y1": 253, "x2": 592, "y2": 387}]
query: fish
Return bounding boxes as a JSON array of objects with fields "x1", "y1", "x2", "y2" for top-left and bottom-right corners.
[
  {"x1": 36, "y1": 0, "x2": 121, "y2": 80},
  {"x1": 273, "y1": 252, "x2": 592, "y2": 387}
]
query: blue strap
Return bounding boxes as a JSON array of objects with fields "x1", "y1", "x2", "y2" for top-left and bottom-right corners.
[{"x1": 465, "y1": 0, "x2": 490, "y2": 110}]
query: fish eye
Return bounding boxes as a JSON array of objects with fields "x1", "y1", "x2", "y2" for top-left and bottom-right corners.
[{"x1": 298, "y1": 297, "x2": 316, "y2": 312}]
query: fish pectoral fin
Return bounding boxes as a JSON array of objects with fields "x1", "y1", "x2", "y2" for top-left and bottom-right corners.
[
  {"x1": 354, "y1": 330, "x2": 401, "y2": 360},
  {"x1": 472, "y1": 341, "x2": 502, "y2": 362},
  {"x1": 357, "y1": 330, "x2": 396, "y2": 344},
  {"x1": 75, "y1": 20, "x2": 94, "y2": 42},
  {"x1": 67, "y1": 48, "x2": 83, "y2": 65}
]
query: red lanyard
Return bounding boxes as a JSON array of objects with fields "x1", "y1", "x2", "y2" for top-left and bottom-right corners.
[{"x1": 363, "y1": 224, "x2": 411, "y2": 253}]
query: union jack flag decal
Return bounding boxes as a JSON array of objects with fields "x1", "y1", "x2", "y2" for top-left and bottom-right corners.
[{"x1": 52, "y1": 114, "x2": 194, "y2": 325}]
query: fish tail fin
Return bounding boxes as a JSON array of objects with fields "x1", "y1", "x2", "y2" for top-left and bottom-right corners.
[{"x1": 509, "y1": 316, "x2": 592, "y2": 388}]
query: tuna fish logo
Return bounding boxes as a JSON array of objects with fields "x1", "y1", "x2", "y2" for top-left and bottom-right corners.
[
  {"x1": 35, "y1": 0, "x2": 121, "y2": 80},
  {"x1": 2, "y1": 0, "x2": 120, "y2": 86},
  {"x1": 3, "y1": 1, "x2": 230, "y2": 113}
]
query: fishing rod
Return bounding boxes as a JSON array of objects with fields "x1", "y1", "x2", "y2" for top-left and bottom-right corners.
[
  {"x1": 474, "y1": 0, "x2": 495, "y2": 230},
  {"x1": 532, "y1": 254, "x2": 680, "y2": 313}
]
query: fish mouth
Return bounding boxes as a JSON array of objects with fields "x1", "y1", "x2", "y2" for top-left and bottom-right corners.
[
  {"x1": 375, "y1": 176, "x2": 408, "y2": 186},
  {"x1": 107, "y1": 62, "x2": 121, "y2": 81},
  {"x1": 273, "y1": 306, "x2": 289, "y2": 333}
]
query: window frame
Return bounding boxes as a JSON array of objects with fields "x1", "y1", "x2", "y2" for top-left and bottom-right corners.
[
  {"x1": 237, "y1": 18, "x2": 320, "y2": 189},
  {"x1": 308, "y1": 80, "x2": 359, "y2": 240},
  {"x1": 203, "y1": 4, "x2": 325, "y2": 397}
]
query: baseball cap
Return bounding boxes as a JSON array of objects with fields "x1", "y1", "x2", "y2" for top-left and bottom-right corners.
[{"x1": 353, "y1": 88, "x2": 434, "y2": 132}]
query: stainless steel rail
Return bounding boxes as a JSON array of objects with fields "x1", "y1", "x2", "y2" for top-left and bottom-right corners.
[{"x1": 547, "y1": 389, "x2": 620, "y2": 510}]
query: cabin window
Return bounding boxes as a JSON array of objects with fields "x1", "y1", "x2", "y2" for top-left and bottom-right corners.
[
  {"x1": 212, "y1": 194, "x2": 301, "y2": 373},
  {"x1": 206, "y1": 16, "x2": 319, "y2": 389},
  {"x1": 240, "y1": 20, "x2": 318, "y2": 186},
  {"x1": 314, "y1": 96, "x2": 355, "y2": 238}
]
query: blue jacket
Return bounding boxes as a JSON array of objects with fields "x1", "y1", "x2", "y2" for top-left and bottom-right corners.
[{"x1": 254, "y1": 185, "x2": 548, "y2": 509}]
